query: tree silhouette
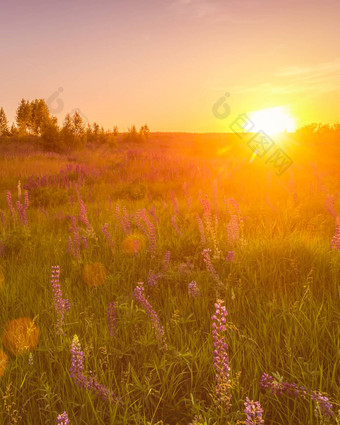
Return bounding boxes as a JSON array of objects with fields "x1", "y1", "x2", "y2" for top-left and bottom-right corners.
[{"x1": 0, "y1": 107, "x2": 9, "y2": 136}]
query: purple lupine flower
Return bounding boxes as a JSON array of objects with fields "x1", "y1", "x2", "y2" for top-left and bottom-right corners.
[
  {"x1": 331, "y1": 226, "x2": 340, "y2": 250},
  {"x1": 114, "y1": 204, "x2": 131, "y2": 234},
  {"x1": 310, "y1": 391, "x2": 334, "y2": 418},
  {"x1": 121, "y1": 206, "x2": 131, "y2": 233},
  {"x1": 24, "y1": 190, "x2": 29, "y2": 209},
  {"x1": 70, "y1": 335, "x2": 118, "y2": 403},
  {"x1": 211, "y1": 299, "x2": 231, "y2": 412},
  {"x1": 79, "y1": 199, "x2": 95, "y2": 234},
  {"x1": 148, "y1": 205, "x2": 159, "y2": 224},
  {"x1": 188, "y1": 281, "x2": 200, "y2": 297},
  {"x1": 260, "y1": 373, "x2": 333, "y2": 418},
  {"x1": 135, "y1": 209, "x2": 156, "y2": 255},
  {"x1": 70, "y1": 335, "x2": 87, "y2": 389},
  {"x1": 133, "y1": 282, "x2": 167, "y2": 351},
  {"x1": 225, "y1": 251, "x2": 235, "y2": 263},
  {"x1": 163, "y1": 250, "x2": 170, "y2": 271},
  {"x1": 102, "y1": 223, "x2": 114, "y2": 249},
  {"x1": 171, "y1": 213, "x2": 181, "y2": 235},
  {"x1": 227, "y1": 215, "x2": 239, "y2": 244},
  {"x1": 80, "y1": 235, "x2": 88, "y2": 250},
  {"x1": 6, "y1": 190, "x2": 15, "y2": 220},
  {"x1": 16, "y1": 200, "x2": 28, "y2": 227},
  {"x1": 107, "y1": 302, "x2": 117, "y2": 337},
  {"x1": 147, "y1": 270, "x2": 160, "y2": 288},
  {"x1": 51, "y1": 265, "x2": 70, "y2": 335},
  {"x1": 244, "y1": 397, "x2": 264, "y2": 424},
  {"x1": 56, "y1": 411, "x2": 70, "y2": 425},
  {"x1": 202, "y1": 249, "x2": 222, "y2": 285}
]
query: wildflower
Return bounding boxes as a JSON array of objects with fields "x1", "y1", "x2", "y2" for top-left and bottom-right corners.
[
  {"x1": 260, "y1": 373, "x2": 333, "y2": 418},
  {"x1": 102, "y1": 223, "x2": 114, "y2": 249},
  {"x1": 310, "y1": 391, "x2": 334, "y2": 418},
  {"x1": 133, "y1": 282, "x2": 167, "y2": 351},
  {"x1": 70, "y1": 335, "x2": 117, "y2": 403},
  {"x1": 24, "y1": 190, "x2": 29, "y2": 209},
  {"x1": 107, "y1": 302, "x2": 117, "y2": 337},
  {"x1": 114, "y1": 204, "x2": 131, "y2": 234},
  {"x1": 80, "y1": 235, "x2": 88, "y2": 250},
  {"x1": 163, "y1": 250, "x2": 170, "y2": 271},
  {"x1": 225, "y1": 251, "x2": 235, "y2": 263},
  {"x1": 211, "y1": 299, "x2": 231, "y2": 412},
  {"x1": 135, "y1": 209, "x2": 156, "y2": 255},
  {"x1": 56, "y1": 411, "x2": 70, "y2": 425},
  {"x1": 16, "y1": 200, "x2": 28, "y2": 226},
  {"x1": 244, "y1": 397, "x2": 264, "y2": 424},
  {"x1": 51, "y1": 265, "x2": 71, "y2": 335},
  {"x1": 202, "y1": 249, "x2": 222, "y2": 285},
  {"x1": 2, "y1": 317, "x2": 39, "y2": 356},
  {"x1": 188, "y1": 281, "x2": 200, "y2": 297},
  {"x1": 227, "y1": 215, "x2": 239, "y2": 244},
  {"x1": 79, "y1": 199, "x2": 94, "y2": 233},
  {"x1": 69, "y1": 335, "x2": 87, "y2": 389},
  {"x1": 28, "y1": 352, "x2": 33, "y2": 366},
  {"x1": 331, "y1": 226, "x2": 340, "y2": 250},
  {"x1": 6, "y1": 190, "x2": 15, "y2": 220},
  {"x1": 147, "y1": 270, "x2": 161, "y2": 288}
]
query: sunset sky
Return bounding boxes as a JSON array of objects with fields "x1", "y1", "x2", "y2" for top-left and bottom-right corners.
[{"x1": 1, "y1": 0, "x2": 339, "y2": 132}]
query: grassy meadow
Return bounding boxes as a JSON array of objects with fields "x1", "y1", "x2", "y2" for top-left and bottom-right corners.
[{"x1": 0, "y1": 133, "x2": 339, "y2": 425}]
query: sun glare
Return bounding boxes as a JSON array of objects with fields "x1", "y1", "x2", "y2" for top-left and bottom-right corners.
[{"x1": 247, "y1": 107, "x2": 296, "y2": 135}]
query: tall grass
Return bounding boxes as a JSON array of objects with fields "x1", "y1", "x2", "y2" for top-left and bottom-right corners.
[{"x1": 0, "y1": 135, "x2": 339, "y2": 424}]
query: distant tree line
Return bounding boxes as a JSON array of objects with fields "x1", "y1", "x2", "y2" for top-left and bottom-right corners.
[{"x1": 0, "y1": 99, "x2": 150, "y2": 152}]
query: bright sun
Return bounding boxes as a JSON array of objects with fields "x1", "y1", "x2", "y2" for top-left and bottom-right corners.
[{"x1": 247, "y1": 107, "x2": 296, "y2": 135}]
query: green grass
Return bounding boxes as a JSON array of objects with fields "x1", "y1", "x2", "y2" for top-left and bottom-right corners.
[{"x1": 0, "y1": 138, "x2": 339, "y2": 425}]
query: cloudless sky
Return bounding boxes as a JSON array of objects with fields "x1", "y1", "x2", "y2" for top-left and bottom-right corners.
[{"x1": 1, "y1": 0, "x2": 339, "y2": 131}]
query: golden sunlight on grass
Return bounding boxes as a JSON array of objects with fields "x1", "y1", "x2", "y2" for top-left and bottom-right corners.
[{"x1": 248, "y1": 107, "x2": 296, "y2": 135}]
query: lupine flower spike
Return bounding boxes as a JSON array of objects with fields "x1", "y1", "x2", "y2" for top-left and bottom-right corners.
[
  {"x1": 244, "y1": 397, "x2": 264, "y2": 424},
  {"x1": 70, "y1": 335, "x2": 118, "y2": 403},
  {"x1": 56, "y1": 411, "x2": 70, "y2": 425},
  {"x1": 260, "y1": 373, "x2": 333, "y2": 418},
  {"x1": 133, "y1": 282, "x2": 167, "y2": 351},
  {"x1": 211, "y1": 299, "x2": 231, "y2": 412},
  {"x1": 51, "y1": 266, "x2": 70, "y2": 335}
]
